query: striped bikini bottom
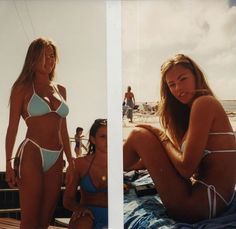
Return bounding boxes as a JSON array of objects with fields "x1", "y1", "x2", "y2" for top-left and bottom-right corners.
[{"x1": 14, "y1": 138, "x2": 62, "y2": 178}]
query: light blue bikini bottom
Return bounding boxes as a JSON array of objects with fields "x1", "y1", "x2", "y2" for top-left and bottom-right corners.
[{"x1": 16, "y1": 138, "x2": 62, "y2": 178}]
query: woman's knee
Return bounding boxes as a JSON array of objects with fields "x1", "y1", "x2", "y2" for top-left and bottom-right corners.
[
  {"x1": 129, "y1": 127, "x2": 162, "y2": 148},
  {"x1": 69, "y1": 215, "x2": 94, "y2": 229},
  {"x1": 135, "y1": 128, "x2": 164, "y2": 159}
]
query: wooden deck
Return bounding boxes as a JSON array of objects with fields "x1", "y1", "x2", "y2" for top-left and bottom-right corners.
[
  {"x1": 54, "y1": 218, "x2": 70, "y2": 227},
  {"x1": 0, "y1": 218, "x2": 66, "y2": 229}
]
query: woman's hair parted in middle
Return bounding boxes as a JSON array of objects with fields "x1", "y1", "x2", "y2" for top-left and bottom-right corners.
[
  {"x1": 9, "y1": 37, "x2": 58, "y2": 104},
  {"x1": 13, "y1": 37, "x2": 58, "y2": 87},
  {"x1": 158, "y1": 54, "x2": 214, "y2": 145}
]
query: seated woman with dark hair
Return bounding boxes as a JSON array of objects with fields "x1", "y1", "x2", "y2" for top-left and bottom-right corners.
[{"x1": 64, "y1": 119, "x2": 108, "y2": 229}]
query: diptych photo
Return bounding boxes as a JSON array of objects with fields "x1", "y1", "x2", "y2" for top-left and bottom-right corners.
[{"x1": 0, "y1": 1, "x2": 236, "y2": 229}]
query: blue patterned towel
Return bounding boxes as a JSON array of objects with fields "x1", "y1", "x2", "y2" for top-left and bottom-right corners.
[
  {"x1": 124, "y1": 182, "x2": 236, "y2": 229},
  {"x1": 124, "y1": 189, "x2": 175, "y2": 229}
]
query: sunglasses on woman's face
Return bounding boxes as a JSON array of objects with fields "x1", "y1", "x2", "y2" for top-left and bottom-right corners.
[{"x1": 94, "y1": 119, "x2": 107, "y2": 126}]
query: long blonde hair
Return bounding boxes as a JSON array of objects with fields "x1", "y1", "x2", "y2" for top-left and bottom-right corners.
[
  {"x1": 10, "y1": 37, "x2": 58, "y2": 100},
  {"x1": 158, "y1": 54, "x2": 214, "y2": 145}
]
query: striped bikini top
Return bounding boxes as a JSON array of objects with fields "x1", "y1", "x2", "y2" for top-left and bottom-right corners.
[
  {"x1": 181, "y1": 132, "x2": 236, "y2": 156},
  {"x1": 203, "y1": 132, "x2": 236, "y2": 156},
  {"x1": 25, "y1": 84, "x2": 69, "y2": 121}
]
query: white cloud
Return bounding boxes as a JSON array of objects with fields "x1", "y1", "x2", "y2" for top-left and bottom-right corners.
[{"x1": 122, "y1": 0, "x2": 236, "y2": 101}]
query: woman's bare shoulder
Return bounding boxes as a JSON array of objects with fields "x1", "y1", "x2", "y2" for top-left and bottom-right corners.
[
  {"x1": 67, "y1": 157, "x2": 88, "y2": 177},
  {"x1": 55, "y1": 83, "x2": 67, "y2": 98},
  {"x1": 190, "y1": 96, "x2": 226, "y2": 129},
  {"x1": 10, "y1": 84, "x2": 31, "y2": 102},
  {"x1": 74, "y1": 155, "x2": 93, "y2": 171},
  {"x1": 192, "y1": 95, "x2": 221, "y2": 111},
  {"x1": 12, "y1": 84, "x2": 30, "y2": 94}
]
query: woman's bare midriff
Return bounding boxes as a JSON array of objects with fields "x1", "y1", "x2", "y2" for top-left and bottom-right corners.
[{"x1": 25, "y1": 113, "x2": 63, "y2": 149}]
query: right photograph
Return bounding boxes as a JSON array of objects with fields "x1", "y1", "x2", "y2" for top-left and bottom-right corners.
[{"x1": 122, "y1": 1, "x2": 236, "y2": 228}]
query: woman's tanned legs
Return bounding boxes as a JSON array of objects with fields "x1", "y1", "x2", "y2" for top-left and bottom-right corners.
[{"x1": 124, "y1": 127, "x2": 209, "y2": 221}]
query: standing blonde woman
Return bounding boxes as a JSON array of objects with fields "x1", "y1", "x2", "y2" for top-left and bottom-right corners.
[
  {"x1": 124, "y1": 54, "x2": 236, "y2": 222},
  {"x1": 5, "y1": 37, "x2": 73, "y2": 229}
]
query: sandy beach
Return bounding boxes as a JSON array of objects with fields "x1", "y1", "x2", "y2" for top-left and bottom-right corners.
[{"x1": 123, "y1": 112, "x2": 236, "y2": 141}]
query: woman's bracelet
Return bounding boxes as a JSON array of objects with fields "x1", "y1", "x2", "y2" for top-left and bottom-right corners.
[
  {"x1": 159, "y1": 132, "x2": 169, "y2": 142},
  {"x1": 161, "y1": 137, "x2": 169, "y2": 143}
]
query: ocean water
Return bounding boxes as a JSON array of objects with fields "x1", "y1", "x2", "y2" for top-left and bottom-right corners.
[
  {"x1": 137, "y1": 100, "x2": 236, "y2": 114},
  {"x1": 220, "y1": 100, "x2": 236, "y2": 114},
  {"x1": 220, "y1": 100, "x2": 236, "y2": 125},
  {"x1": 123, "y1": 100, "x2": 236, "y2": 140}
]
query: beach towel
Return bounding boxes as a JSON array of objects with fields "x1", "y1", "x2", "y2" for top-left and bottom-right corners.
[
  {"x1": 124, "y1": 189, "x2": 236, "y2": 229},
  {"x1": 124, "y1": 174, "x2": 236, "y2": 229},
  {"x1": 172, "y1": 197, "x2": 236, "y2": 229},
  {"x1": 124, "y1": 189, "x2": 175, "y2": 229}
]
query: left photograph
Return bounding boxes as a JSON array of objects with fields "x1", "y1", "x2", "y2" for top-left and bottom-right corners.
[{"x1": 0, "y1": 1, "x2": 108, "y2": 228}]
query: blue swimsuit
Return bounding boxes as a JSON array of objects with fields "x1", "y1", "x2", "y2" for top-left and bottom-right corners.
[
  {"x1": 80, "y1": 156, "x2": 108, "y2": 229},
  {"x1": 16, "y1": 83, "x2": 69, "y2": 178}
]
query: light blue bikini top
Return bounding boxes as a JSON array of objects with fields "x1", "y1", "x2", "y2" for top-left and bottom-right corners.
[
  {"x1": 181, "y1": 132, "x2": 236, "y2": 157},
  {"x1": 25, "y1": 84, "x2": 69, "y2": 120}
]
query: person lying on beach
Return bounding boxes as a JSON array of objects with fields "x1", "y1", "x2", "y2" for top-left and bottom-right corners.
[
  {"x1": 123, "y1": 54, "x2": 236, "y2": 222},
  {"x1": 63, "y1": 119, "x2": 108, "y2": 229}
]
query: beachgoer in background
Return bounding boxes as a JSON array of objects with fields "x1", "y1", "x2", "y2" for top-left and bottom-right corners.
[
  {"x1": 64, "y1": 119, "x2": 108, "y2": 229},
  {"x1": 5, "y1": 37, "x2": 73, "y2": 228},
  {"x1": 122, "y1": 101, "x2": 129, "y2": 119},
  {"x1": 123, "y1": 86, "x2": 135, "y2": 122},
  {"x1": 74, "y1": 127, "x2": 87, "y2": 157},
  {"x1": 124, "y1": 54, "x2": 236, "y2": 222}
]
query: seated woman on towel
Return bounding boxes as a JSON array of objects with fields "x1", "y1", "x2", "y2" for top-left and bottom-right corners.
[
  {"x1": 123, "y1": 54, "x2": 236, "y2": 222},
  {"x1": 63, "y1": 119, "x2": 108, "y2": 229}
]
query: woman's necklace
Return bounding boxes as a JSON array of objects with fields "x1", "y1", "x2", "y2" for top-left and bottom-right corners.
[
  {"x1": 101, "y1": 175, "x2": 107, "y2": 181},
  {"x1": 92, "y1": 153, "x2": 107, "y2": 182}
]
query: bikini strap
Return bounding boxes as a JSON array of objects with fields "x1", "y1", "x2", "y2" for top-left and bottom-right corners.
[
  {"x1": 204, "y1": 149, "x2": 236, "y2": 157},
  {"x1": 209, "y1": 132, "x2": 235, "y2": 136},
  {"x1": 207, "y1": 184, "x2": 217, "y2": 218},
  {"x1": 17, "y1": 138, "x2": 31, "y2": 178},
  {"x1": 195, "y1": 180, "x2": 216, "y2": 218},
  {"x1": 32, "y1": 83, "x2": 36, "y2": 93},
  {"x1": 52, "y1": 83, "x2": 65, "y2": 102},
  {"x1": 196, "y1": 180, "x2": 233, "y2": 219},
  {"x1": 85, "y1": 154, "x2": 96, "y2": 175},
  {"x1": 228, "y1": 192, "x2": 235, "y2": 205}
]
